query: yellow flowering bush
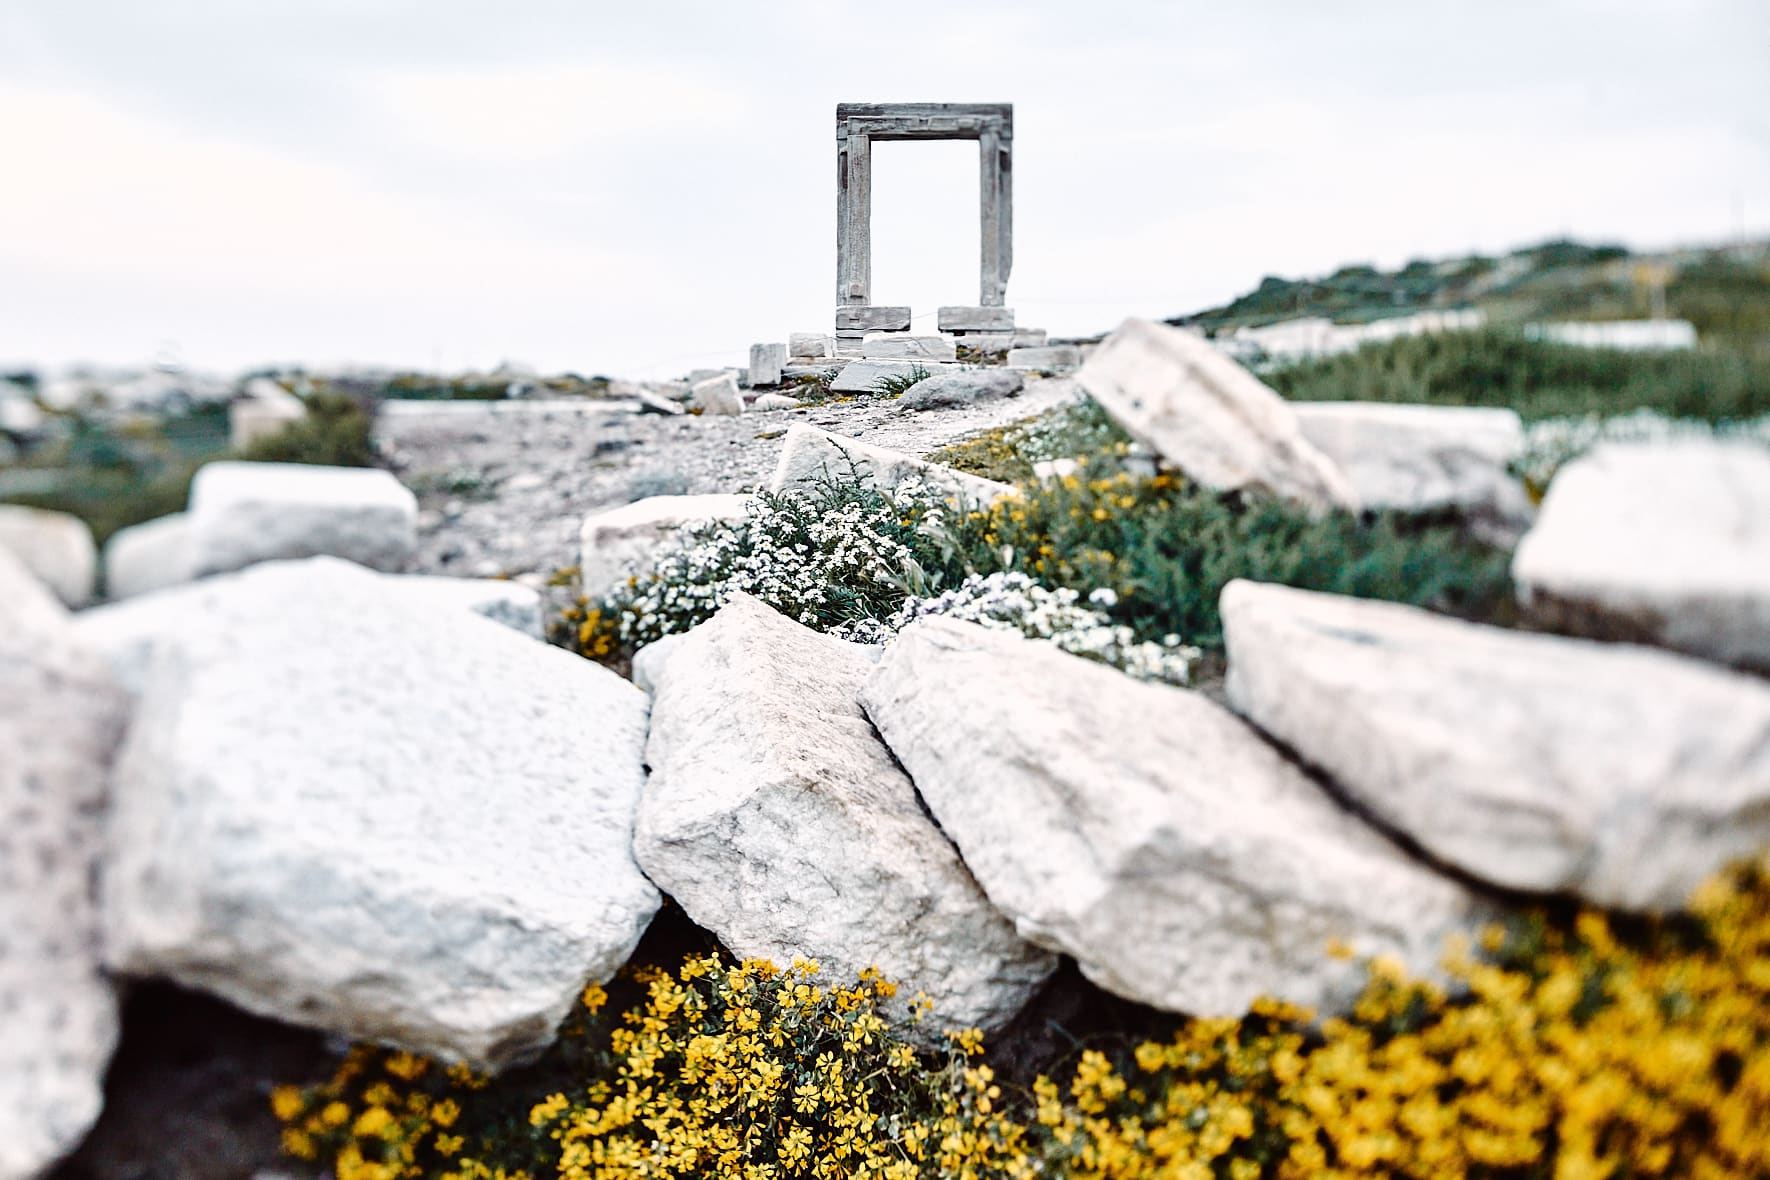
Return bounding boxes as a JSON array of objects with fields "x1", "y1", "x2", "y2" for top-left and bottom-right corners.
[{"x1": 276, "y1": 860, "x2": 1770, "y2": 1179}]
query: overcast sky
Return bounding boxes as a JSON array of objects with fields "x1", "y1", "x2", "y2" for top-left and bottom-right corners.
[{"x1": 2, "y1": 1, "x2": 1766, "y2": 379}]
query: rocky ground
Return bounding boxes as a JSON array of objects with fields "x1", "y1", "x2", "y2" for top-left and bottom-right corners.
[
  {"x1": 10, "y1": 321, "x2": 1769, "y2": 1180},
  {"x1": 376, "y1": 378, "x2": 1079, "y2": 585}
]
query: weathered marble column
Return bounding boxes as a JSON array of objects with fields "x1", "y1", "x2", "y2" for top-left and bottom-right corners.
[
  {"x1": 978, "y1": 124, "x2": 1012, "y2": 307},
  {"x1": 836, "y1": 123, "x2": 872, "y2": 308}
]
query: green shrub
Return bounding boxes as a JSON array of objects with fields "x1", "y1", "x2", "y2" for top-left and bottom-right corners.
[
  {"x1": 556, "y1": 476, "x2": 1202, "y2": 684},
  {"x1": 240, "y1": 391, "x2": 377, "y2": 467},
  {"x1": 874, "y1": 365, "x2": 931, "y2": 397},
  {"x1": 556, "y1": 478, "x2": 944, "y2": 663},
  {"x1": 939, "y1": 457, "x2": 1513, "y2": 652},
  {"x1": 1266, "y1": 330, "x2": 1770, "y2": 423},
  {"x1": 2, "y1": 392, "x2": 378, "y2": 544},
  {"x1": 2, "y1": 462, "x2": 201, "y2": 547}
]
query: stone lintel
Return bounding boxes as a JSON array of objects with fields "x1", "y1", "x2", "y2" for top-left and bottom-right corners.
[{"x1": 837, "y1": 103, "x2": 1012, "y2": 141}]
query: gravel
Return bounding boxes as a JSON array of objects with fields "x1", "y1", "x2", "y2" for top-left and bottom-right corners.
[{"x1": 376, "y1": 379, "x2": 1081, "y2": 587}]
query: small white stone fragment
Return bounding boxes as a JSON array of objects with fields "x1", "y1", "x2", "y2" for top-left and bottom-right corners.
[
  {"x1": 691, "y1": 373, "x2": 745, "y2": 416},
  {"x1": 751, "y1": 393, "x2": 801, "y2": 412}
]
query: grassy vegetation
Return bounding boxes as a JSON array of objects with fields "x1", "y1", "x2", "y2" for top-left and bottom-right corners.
[
  {"x1": 237, "y1": 392, "x2": 377, "y2": 467},
  {"x1": 937, "y1": 456, "x2": 1513, "y2": 652},
  {"x1": 1, "y1": 391, "x2": 376, "y2": 544},
  {"x1": 928, "y1": 400, "x2": 1129, "y2": 483},
  {"x1": 1174, "y1": 239, "x2": 1770, "y2": 352},
  {"x1": 1265, "y1": 330, "x2": 1770, "y2": 423},
  {"x1": 873, "y1": 365, "x2": 931, "y2": 397}
]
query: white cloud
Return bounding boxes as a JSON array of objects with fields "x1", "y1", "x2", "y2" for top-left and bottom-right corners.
[
  {"x1": 0, "y1": 82, "x2": 651, "y2": 293},
  {"x1": 367, "y1": 61, "x2": 753, "y2": 163}
]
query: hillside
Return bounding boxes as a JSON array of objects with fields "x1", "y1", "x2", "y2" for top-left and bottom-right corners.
[{"x1": 1168, "y1": 237, "x2": 1770, "y2": 351}]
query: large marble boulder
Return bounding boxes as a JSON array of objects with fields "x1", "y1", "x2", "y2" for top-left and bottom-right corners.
[
  {"x1": 578, "y1": 494, "x2": 754, "y2": 603},
  {"x1": 100, "y1": 558, "x2": 658, "y2": 1069},
  {"x1": 1292, "y1": 402, "x2": 1531, "y2": 531},
  {"x1": 1075, "y1": 318, "x2": 1358, "y2": 512},
  {"x1": 393, "y1": 573, "x2": 544, "y2": 639},
  {"x1": 1221, "y1": 580, "x2": 1770, "y2": 912},
  {"x1": 102, "y1": 513, "x2": 194, "y2": 601},
  {"x1": 634, "y1": 595, "x2": 1055, "y2": 1035},
  {"x1": 78, "y1": 559, "x2": 546, "y2": 693},
  {"x1": 0, "y1": 551, "x2": 130, "y2": 1180},
  {"x1": 768, "y1": 424, "x2": 1012, "y2": 506},
  {"x1": 0, "y1": 505, "x2": 97, "y2": 607},
  {"x1": 898, "y1": 369, "x2": 1025, "y2": 411},
  {"x1": 860, "y1": 617, "x2": 1484, "y2": 1017},
  {"x1": 1512, "y1": 440, "x2": 1770, "y2": 673},
  {"x1": 186, "y1": 461, "x2": 416, "y2": 577}
]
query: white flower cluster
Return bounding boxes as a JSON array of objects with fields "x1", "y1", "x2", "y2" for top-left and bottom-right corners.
[
  {"x1": 833, "y1": 571, "x2": 1200, "y2": 685},
  {"x1": 1516, "y1": 409, "x2": 1770, "y2": 491},
  {"x1": 606, "y1": 490, "x2": 924, "y2": 648}
]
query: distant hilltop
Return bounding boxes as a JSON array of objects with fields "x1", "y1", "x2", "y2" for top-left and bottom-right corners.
[{"x1": 1169, "y1": 236, "x2": 1770, "y2": 352}]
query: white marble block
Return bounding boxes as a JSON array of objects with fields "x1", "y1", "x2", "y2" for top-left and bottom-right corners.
[
  {"x1": 938, "y1": 306, "x2": 1015, "y2": 332},
  {"x1": 1007, "y1": 345, "x2": 1082, "y2": 372},
  {"x1": 186, "y1": 462, "x2": 417, "y2": 577},
  {"x1": 690, "y1": 373, "x2": 745, "y2": 416},
  {"x1": 749, "y1": 343, "x2": 787, "y2": 388},
  {"x1": 834, "y1": 306, "x2": 912, "y2": 332},
  {"x1": 859, "y1": 334, "x2": 958, "y2": 362}
]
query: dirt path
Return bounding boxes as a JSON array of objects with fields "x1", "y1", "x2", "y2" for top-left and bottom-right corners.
[{"x1": 376, "y1": 378, "x2": 1080, "y2": 582}]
